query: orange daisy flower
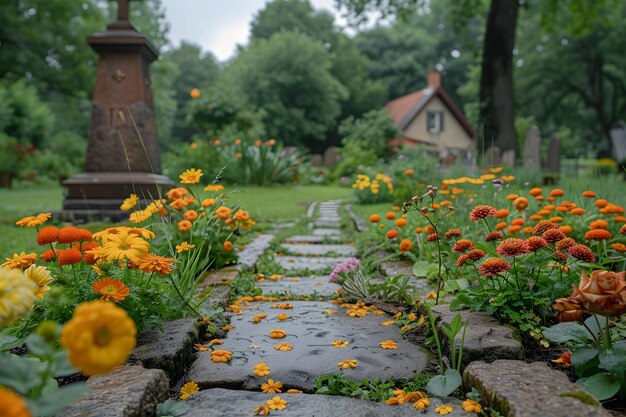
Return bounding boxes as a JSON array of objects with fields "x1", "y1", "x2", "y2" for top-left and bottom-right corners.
[
  {"x1": 92, "y1": 278, "x2": 130, "y2": 302},
  {"x1": 135, "y1": 254, "x2": 174, "y2": 276}
]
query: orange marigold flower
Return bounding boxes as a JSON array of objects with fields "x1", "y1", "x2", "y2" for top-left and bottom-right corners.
[
  {"x1": 523, "y1": 226, "x2": 534, "y2": 234},
  {"x1": 0, "y1": 387, "x2": 32, "y2": 417},
  {"x1": 594, "y1": 199, "x2": 608, "y2": 208},
  {"x1": 549, "y1": 189, "x2": 564, "y2": 197},
  {"x1": 395, "y1": 218, "x2": 407, "y2": 227},
  {"x1": 589, "y1": 219, "x2": 609, "y2": 230},
  {"x1": 40, "y1": 249, "x2": 58, "y2": 262},
  {"x1": 496, "y1": 238, "x2": 528, "y2": 257},
  {"x1": 526, "y1": 236, "x2": 548, "y2": 252},
  {"x1": 478, "y1": 258, "x2": 511, "y2": 276},
  {"x1": 495, "y1": 221, "x2": 507, "y2": 231},
  {"x1": 92, "y1": 278, "x2": 130, "y2": 302},
  {"x1": 37, "y1": 226, "x2": 59, "y2": 245},
  {"x1": 529, "y1": 187, "x2": 542, "y2": 197},
  {"x1": 426, "y1": 233, "x2": 439, "y2": 242},
  {"x1": 456, "y1": 254, "x2": 470, "y2": 267},
  {"x1": 582, "y1": 191, "x2": 596, "y2": 198},
  {"x1": 542, "y1": 229, "x2": 566, "y2": 243},
  {"x1": 379, "y1": 340, "x2": 398, "y2": 349},
  {"x1": 584, "y1": 229, "x2": 612, "y2": 241},
  {"x1": 214, "y1": 206, "x2": 232, "y2": 220},
  {"x1": 469, "y1": 205, "x2": 497, "y2": 221},
  {"x1": 485, "y1": 232, "x2": 503, "y2": 242},
  {"x1": 178, "y1": 220, "x2": 192, "y2": 233},
  {"x1": 167, "y1": 187, "x2": 188, "y2": 201},
  {"x1": 567, "y1": 244, "x2": 596, "y2": 263},
  {"x1": 223, "y1": 241, "x2": 234, "y2": 252},
  {"x1": 201, "y1": 198, "x2": 216, "y2": 208},
  {"x1": 611, "y1": 243, "x2": 626, "y2": 252},
  {"x1": 57, "y1": 226, "x2": 84, "y2": 244},
  {"x1": 556, "y1": 237, "x2": 576, "y2": 251},
  {"x1": 495, "y1": 209, "x2": 510, "y2": 218},
  {"x1": 453, "y1": 239, "x2": 474, "y2": 253},
  {"x1": 190, "y1": 88, "x2": 201, "y2": 98},
  {"x1": 461, "y1": 399, "x2": 482, "y2": 413},
  {"x1": 183, "y1": 210, "x2": 198, "y2": 222},
  {"x1": 135, "y1": 254, "x2": 174, "y2": 276},
  {"x1": 211, "y1": 349, "x2": 232, "y2": 363},
  {"x1": 269, "y1": 329, "x2": 286, "y2": 339},
  {"x1": 369, "y1": 214, "x2": 380, "y2": 223},
  {"x1": 506, "y1": 225, "x2": 522, "y2": 234},
  {"x1": 513, "y1": 197, "x2": 529, "y2": 211},
  {"x1": 399, "y1": 239, "x2": 412, "y2": 252},
  {"x1": 570, "y1": 208, "x2": 585, "y2": 215},
  {"x1": 57, "y1": 248, "x2": 83, "y2": 266},
  {"x1": 425, "y1": 225, "x2": 436, "y2": 234},
  {"x1": 467, "y1": 249, "x2": 487, "y2": 260},
  {"x1": 533, "y1": 220, "x2": 558, "y2": 235},
  {"x1": 614, "y1": 216, "x2": 626, "y2": 223},
  {"x1": 529, "y1": 214, "x2": 543, "y2": 221},
  {"x1": 170, "y1": 199, "x2": 188, "y2": 211},
  {"x1": 506, "y1": 193, "x2": 519, "y2": 201},
  {"x1": 274, "y1": 343, "x2": 293, "y2": 351},
  {"x1": 444, "y1": 229, "x2": 461, "y2": 239},
  {"x1": 385, "y1": 211, "x2": 396, "y2": 220},
  {"x1": 261, "y1": 379, "x2": 283, "y2": 394},
  {"x1": 415, "y1": 227, "x2": 423, "y2": 234},
  {"x1": 404, "y1": 169, "x2": 414, "y2": 175},
  {"x1": 386, "y1": 230, "x2": 399, "y2": 239},
  {"x1": 549, "y1": 216, "x2": 563, "y2": 223}
]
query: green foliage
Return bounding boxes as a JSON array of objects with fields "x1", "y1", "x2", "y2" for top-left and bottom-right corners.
[
  {"x1": 156, "y1": 399, "x2": 191, "y2": 417},
  {"x1": 162, "y1": 140, "x2": 226, "y2": 180},
  {"x1": 314, "y1": 373, "x2": 395, "y2": 402}
]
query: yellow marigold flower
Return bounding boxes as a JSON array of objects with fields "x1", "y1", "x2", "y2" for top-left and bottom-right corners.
[
  {"x1": 201, "y1": 198, "x2": 216, "y2": 208},
  {"x1": 190, "y1": 88, "x2": 201, "y2": 98},
  {"x1": 461, "y1": 399, "x2": 482, "y2": 413},
  {"x1": 179, "y1": 168, "x2": 203, "y2": 184},
  {"x1": 266, "y1": 396, "x2": 287, "y2": 410},
  {"x1": 120, "y1": 194, "x2": 139, "y2": 211},
  {"x1": 180, "y1": 381, "x2": 199, "y2": 400},
  {"x1": 16, "y1": 212, "x2": 51, "y2": 227},
  {"x1": 254, "y1": 405, "x2": 270, "y2": 416},
  {"x1": 60, "y1": 300, "x2": 137, "y2": 376},
  {"x1": 287, "y1": 389, "x2": 302, "y2": 394},
  {"x1": 254, "y1": 362, "x2": 271, "y2": 377},
  {"x1": 100, "y1": 231, "x2": 149, "y2": 261},
  {"x1": 408, "y1": 312, "x2": 417, "y2": 321},
  {"x1": 346, "y1": 308, "x2": 368, "y2": 317},
  {"x1": 135, "y1": 254, "x2": 174, "y2": 276},
  {"x1": 413, "y1": 397, "x2": 430, "y2": 410},
  {"x1": 0, "y1": 387, "x2": 32, "y2": 417},
  {"x1": 276, "y1": 313, "x2": 288, "y2": 321},
  {"x1": 129, "y1": 209, "x2": 153, "y2": 224},
  {"x1": 209, "y1": 339, "x2": 223, "y2": 346},
  {"x1": 426, "y1": 291, "x2": 437, "y2": 299},
  {"x1": 211, "y1": 349, "x2": 232, "y2": 363},
  {"x1": 417, "y1": 315, "x2": 427, "y2": 327},
  {"x1": 274, "y1": 343, "x2": 293, "y2": 351},
  {"x1": 379, "y1": 340, "x2": 398, "y2": 349},
  {"x1": 490, "y1": 167, "x2": 503, "y2": 173},
  {"x1": 272, "y1": 303, "x2": 293, "y2": 309},
  {"x1": 204, "y1": 184, "x2": 224, "y2": 192},
  {"x1": 214, "y1": 206, "x2": 232, "y2": 220},
  {"x1": 222, "y1": 325, "x2": 235, "y2": 331},
  {"x1": 1, "y1": 252, "x2": 37, "y2": 270},
  {"x1": 252, "y1": 314, "x2": 268, "y2": 324},
  {"x1": 23, "y1": 265, "x2": 53, "y2": 299},
  {"x1": 332, "y1": 340, "x2": 349, "y2": 348},
  {"x1": 261, "y1": 379, "x2": 283, "y2": 393},
  {"x1": 337, "y1": 359, "x2": 357, "y2": 369},
  {"x1": 435, "y1": 405, "x2": 454, "y2": 415},
  {"x1": 269, "y1": 329, "x2": 286, "y2": 338},
  {"x1": 176, "y1": 242, "x2": 196, "y2": 253},
  {"x1": 0, "y1": 267, "x2": 37, "y2": 326},
  {"x1": 392, "y1": 312, "x2": 402, "y2": 319},
  {"x1": 195, "y1": 343, "x2": 210, "y2": 351},
  {"x1": 400, "y1": 325, "x2": 411, "y2": 332}
]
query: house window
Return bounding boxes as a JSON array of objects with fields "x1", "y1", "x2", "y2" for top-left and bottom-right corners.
[{"x1": 427, "y1": 111, "x2": 444, "y2": 133}]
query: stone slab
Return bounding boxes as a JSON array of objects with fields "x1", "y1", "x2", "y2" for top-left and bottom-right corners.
[
  {"x1": 345, "y1": 204, "x2": 367, "y2": 232},
  {"x1": 314, "y1": 220, "x2": 341, "y2": 228},
  {"x1": 380, "y1": 260, "x2": 414, "y2": 278},
  {"x1": 464, "y1": 360, "x2": 611, "y2": 417},
  {"x1": 312, "y1": 228, "x2": 342, "y2": 236},
  {"x1": 61, "y1": 365, "x2": 169, "y2": 417},
  {"x1": 285, "y1": 235, "x2": 325, "y2": 244},
  {"x1": 236, "y1": 233, "x2": 274, "y2": 271},
  {"x1": 256, "y1": 275, "x2": 339, "y2": 297},
  {"x1": 200, "y1": 285, "x2": 231, "y2": 308},
  {"x1": 281, "y1": 243, "x2": 356, "y2": 256},
  {"x1": 430, "y1": 304, "x2": 524, "y2": 365},
  {"x1": 187, "y1": 301, "x2": 429, "y2": 391},
  {"x1": 184, "y1": 388, "x2": 474, "y2": 417},
  {"x1": 130, "y1": 318, "x2": 198, "y2": 382},
  {"x1": 275, "y1": 256, "x2": 343, "y2": 273},
  {"x1": 198, "y1": 268, "x2": 239, "y2": 288}
]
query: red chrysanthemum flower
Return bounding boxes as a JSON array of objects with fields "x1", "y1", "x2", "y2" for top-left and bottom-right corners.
[
  {"x1": 467, "y1": 249, "x2": 487, "y2": 260},
  {"x1": 485, "y1": 232, "x2": 503, "y2": 242},
  {"x1": 40, "y1": 249, "x2": 59, "y2": 262},
  {"x1": 37, "y1": 226, "x2": 59, "y2": 246},
  {"x1": 444, "y1": 229, "x2": 462, "y2": 239},
  {"x1": 83, "y1": 251, "x2": 97, "y2": 265},
  {"x1": 496, "y1": 238, "x2": 529, "y2": 257},
  {"x1": 81, "y1": 241, "x2": 100, "y2": 252},
  {"x1": 542, "y1": 229, "x2": 566, "y2": 243},
  {"x1": 427, "y1": 233, "x2": 439, "y2": 242},
  {"x1": 457, "y1": 254, "x2": 470, "y2": 267},
  {"x1": 555, "y1": 237, "x2": 576, "y2": 252},
  {"x1": 533, "y1": 220, "x2": 558, "y2": 235},
  {"x1": 57, "y1": 248, "x2": 83, "y2": 265},
  {"x1": 469, "y1": 205, "x2": 497, "y2": 221},
  {"x1": 57, "y1": 226, "x2": 84, "y2": 244},
  {"x1": 584, "y1": 229, "x2": 612, "y2": 241},
  {"x1": 526, "y1": 236, "x2": 548, "y2": 252},
  {"x1": 452, "y1": 239, "x2": 475, "y2": 253},
  {"x1": 79, "y1": 228, "x2": 93, "y2": 241},
  {"x1": 553, "y1": 251, "x2": 569, "y2": 262},
  {"x1": 567, "y1": 244, "x2": 596, "y2": 263},
  {"x1": 478, "y1": 258, "x2": 511, "y2": 276}
]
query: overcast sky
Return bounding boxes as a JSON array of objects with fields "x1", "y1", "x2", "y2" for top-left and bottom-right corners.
[{"x1": 160, "y1": 0, "x2": 349, "y2": 61}]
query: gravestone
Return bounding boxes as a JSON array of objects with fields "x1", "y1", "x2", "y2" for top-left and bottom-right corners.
[
  {"x1": 310, "y1": 154, "x2": 323, "y2": 167},
  {"x1": 323, "y1": 147, "x2": 340, "y2": 168},
  {"x1": 484, "y1": 146, "x2": 501, "y2": 166},
  {"x1": 60, "y1": 0, "x2": 172, "y2": 221},
  {"x1": 523, "y1": 125, "x2": 542, "y2": 169},
  {"x1": 501, "y1": 149, "x2": 516, "y2": 167},
  {"x1": 544, "y1": 133, "x2": 560, "y2": 184}
]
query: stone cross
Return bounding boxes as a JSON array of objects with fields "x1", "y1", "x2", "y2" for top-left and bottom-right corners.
[{"x1": 116, "y1": 0, "x2": 139, "y2": 21}]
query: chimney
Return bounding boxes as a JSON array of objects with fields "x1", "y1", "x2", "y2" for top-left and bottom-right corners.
[{"x1": 427, "y1": 69, "x2": 441, "y2": 88}]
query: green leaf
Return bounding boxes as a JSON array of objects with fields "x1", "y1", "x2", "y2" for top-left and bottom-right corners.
[
  {"x1": 156, "y1": 399, "x2": 191, "y2": 417},
  {"x1": 26, "y1": 383, "x2": 88, "y2": 417},
  {"x1": 542, "y1": 322, "x2": 592, "y2": 343},
  {"x1": 599, "y1": 343, "x2": 626, "y2": 373},
  {"x1": 571, "y1": 347, "x2": 600, "y2": 377},
  {"x1": 426, "y1": 369, "x2": 462, "y2": 397},
  {"x1": 26, "y1": 333, "x2": 54, "y2": 357},
  {"x1": 0, "y1": 352, "x2": 44, "y2": 394},
  {"x1": 0, "y1": 334, "x2": 23, "y2": 351},
  {"x1": 444, "y1": 278, "x2": 470, "y2": 291},
  {"x1": 50, "y1": 351, "x2": 78, "y2": 377},
  {"x1": 576, "y1": 373, "x2": 620, "y2": 401},
  {"x1": 583, "y1": 315, "x2": 606, "y2": 338},
  {"x1": 413, "y1": 261, "x2": 431, "y2": 277}
]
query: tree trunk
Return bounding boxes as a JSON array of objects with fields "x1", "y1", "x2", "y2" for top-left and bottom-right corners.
[{"x1": 478, "y1": 0, "x2": 519, "y2": 161}]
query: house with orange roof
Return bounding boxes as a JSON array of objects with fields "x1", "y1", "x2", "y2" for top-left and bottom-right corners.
[{"x1": 385, "y1": 70, "x2": 476, "y2": 157}]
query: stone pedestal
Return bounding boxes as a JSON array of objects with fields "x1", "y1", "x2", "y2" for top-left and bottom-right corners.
[{"x1": 60, "y1": 17, "x2": 173, "y2": 221}]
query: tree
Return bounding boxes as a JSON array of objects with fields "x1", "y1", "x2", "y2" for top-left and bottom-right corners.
[{"x1": 226, "y1": 32, "x2": 347, "y2": 148}]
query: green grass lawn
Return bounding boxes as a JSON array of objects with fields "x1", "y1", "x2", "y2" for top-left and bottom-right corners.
[{"x1": 0, "y1": 183, "x2": 353, "y2": 258}]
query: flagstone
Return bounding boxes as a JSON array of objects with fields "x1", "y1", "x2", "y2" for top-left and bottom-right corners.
[
  {"x1": 256, "y1": 275, "x2": 339, "y2": 297},
  {"x1": 187, "y1": 301, "x2": 429, "y2": 392},
  {"x1": 281, "y1": 243, "x2": 356, "y2": 256},
  {"x1": 284, "y1": 235, "x2": 326, "y2": 244},
  {"x1": 183, "y1": 388, "x2": 474, "y2": 417},
  {"x1": 314, "y1": 220, "x2": 341, "y2": 228},
  {"x1": 312, "y1": 228, "x2": 341, "y2": 236},
  {"x1": 275, "y1": 255, "x2": 342, "y2": 273}
]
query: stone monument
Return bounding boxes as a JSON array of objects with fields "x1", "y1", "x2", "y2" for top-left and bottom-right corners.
[
  {"x1": 523, "y1": 125, "x2": 542, "y2": 169},
  {"x1": 61, "y1": 0, "x2": 172, "y2": 221}
]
